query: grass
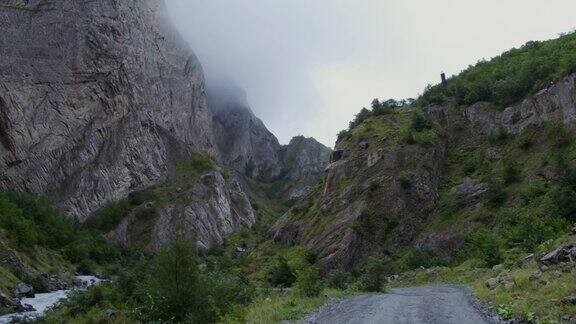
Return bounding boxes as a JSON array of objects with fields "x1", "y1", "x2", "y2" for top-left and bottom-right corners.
[
  {"x1": 393, "y1": 234, "x2": 576, "y2": 322},
  {"x1": 242, "y1": 289, "x2": 351, "y2": 323}
]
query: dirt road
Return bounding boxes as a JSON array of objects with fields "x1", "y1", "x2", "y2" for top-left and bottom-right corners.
[{"x1": 301, "y1": 285, "x2": 500, "y2": 324}]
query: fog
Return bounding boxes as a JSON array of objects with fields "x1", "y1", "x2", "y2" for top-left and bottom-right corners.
[{"x1": 166, "y1": 0, "x2": 576, "y2": 147}]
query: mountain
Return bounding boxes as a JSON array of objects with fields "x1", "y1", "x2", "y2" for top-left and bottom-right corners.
[
  {"x1": 272, "y1": 32, "x2": 576, "y2": 272},
  {"x1": 0, "y1": 0, "x2": 214, "y2": 221},
  {"x1": 0, "y1": 0, "x2": 330, "y2": 251}
]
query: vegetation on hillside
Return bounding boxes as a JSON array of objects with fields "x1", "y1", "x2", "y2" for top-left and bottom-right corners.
[{"x1": 418, "y1": 31, "x2": 576, "y2": 108}]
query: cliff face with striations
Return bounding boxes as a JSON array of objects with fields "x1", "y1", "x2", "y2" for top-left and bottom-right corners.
[
  {"x1": 273, "y1": 73, "x2": 576, "y2": 272},
  {"x1": 0, "y1": 0, "x2": 214, "y2": 221},
  {"x1": 0, "y1": 0, "x2": 330, "y2": 251}
]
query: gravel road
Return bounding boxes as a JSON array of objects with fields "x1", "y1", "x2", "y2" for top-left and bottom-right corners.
[{"x1": 300, "y1": 285, "x2": 501, "y2": 324}]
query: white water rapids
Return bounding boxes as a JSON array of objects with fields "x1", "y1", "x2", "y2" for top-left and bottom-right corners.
[{"x1": 0, "y1": 276, "x2": 102, "y2": 323}]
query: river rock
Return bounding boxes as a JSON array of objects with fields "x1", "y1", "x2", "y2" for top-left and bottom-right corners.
[{"x1": 12, "y1": 283, "x2": 34, "y2": 299}]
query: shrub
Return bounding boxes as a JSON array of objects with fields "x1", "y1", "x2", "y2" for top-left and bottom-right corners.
[
  {"x1": 268, "y1": 257, "x2": 296, "y2": 288},
  {"x1": 549, "y1": 185, "x2": 576, "y2": 221},
  {"x1": 358, "y1": 257, "x2": 394, "y2": 292},
  {"x1": 411, "y1": 112, "x2": 433, "y2": 132},
  {"x1": 488, "y1": 127, "x2": 508, "y2": 145},
  {"x1": 501, "y1": 158, "x2": 521, "y2": 184},
  {"x1": 397, "y1": 248, "x2": 449, "y2": 270},
  {"x1": 464, "y1": 227, "x2": 503, "y2": 267},
  {"x1": 337, "y1": 129, "x2": 352, "y2": 142},
  {"x1": 327, "y1": 270, "x2": 352, "y2": 290},
  {"x1": 398, "y1": 172, "x2": 412, "y2": 189},
  {"x1": 295, "y1": 267, "x2": 323, "y2": 297},
  {"x1": 486, "y1": 177, "x2": 507, "y2": 207},
  {"x1": 545, "y1": 122, "x2": 572, "y2": 149}
]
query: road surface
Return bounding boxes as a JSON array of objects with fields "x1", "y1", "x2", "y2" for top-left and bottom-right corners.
[{"x1": 301, "y1": 285, "x2": 500, "y2": 324}]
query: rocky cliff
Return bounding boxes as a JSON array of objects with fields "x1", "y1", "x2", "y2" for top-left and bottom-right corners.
[
  {"x1": 209, "y1": 83, "x2": 332, "y2": 200},
  {"x1": 273, "y1": 72, "x2": 576, "y2": 272},
  {"x1": 0, "y1": 0, "x2": 214, "y2": 221},
  {"x1": 0, "y1": 0, "x2": 330, "y2": 251}
]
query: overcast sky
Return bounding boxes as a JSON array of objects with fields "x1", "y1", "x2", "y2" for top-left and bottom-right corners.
[{"x1": 166, "y1": 0, "x2": 576, "y2": 147}]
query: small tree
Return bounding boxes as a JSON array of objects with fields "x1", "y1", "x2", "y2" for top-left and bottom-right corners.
[
  {"x1": 295, "y1": 267, "x2": 323, "y2": 297},
  {"x1": 139, "y1": 233, "x2": 208, "y2": 322},
  {"x1": 268, "y1": 257, "x2": 296, "y2": 287}
]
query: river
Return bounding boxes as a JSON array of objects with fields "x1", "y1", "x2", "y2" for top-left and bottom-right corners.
[{"x1": 0, "y1": 276, "x2": 102, "y2": 323}]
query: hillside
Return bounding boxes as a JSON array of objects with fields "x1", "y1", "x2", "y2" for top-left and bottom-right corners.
[
  {"x1": 269, "y1": 31, "x2": 576, "y2": 321},
  {"x1": 0, "y1": 1, "x2": 575, "y2": 322}
]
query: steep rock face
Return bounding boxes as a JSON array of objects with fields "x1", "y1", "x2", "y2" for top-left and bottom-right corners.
[
  {"x1": 465, "y1": 73, "x2": 576, "y2": 134},
  {"x1": 210, "y1": 84, "x2": 331, "y2": 199},
  {"x1": 209, "y1": 84, "x2": 283, "y2": 181},
  {"x1": 0, "y1": 0, "x2": 215, "y2": 221},
  {"x1": 272, "y1": 112, "x2": 446, "y2": 271},
  {"x1": 107, "y1": 170, "x2": 255, "y2": 251},
  {"x1": 279, "y1": 136, "x2": 332, "y2": 200}
]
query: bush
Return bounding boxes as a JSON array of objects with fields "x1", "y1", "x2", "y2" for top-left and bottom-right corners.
[
  {"x1": 488, "y1": 127, "x2": 508, "y2": 145},
  {"x1": 397, "y1": 248, "x2": 448, "y2": 270},
  {"x1": 358, "y1": 257, "x2": 393, "y2": 292},
  {"x1": 327, "y1": 270, "x2": 352, "y2": 290},
  {"x1": 295, "y1": 267, "x2": 323, "y2": 297},
  {"x1": 464, "y1": 227, "x2": 503, "y2": 267},
  {"x1": 411, "y1": 112, "x2": 433, "y2": 132},
  {"x1": 486, "y1": 177, "x2": 507, "y2": 207},
  {"x1": 268, "y1": 257, "x2": 296, "y2": 288},
  {"x1": 417, "y1": 32, "x2": 576, "y2": 108},
  {"x1": 398, "y1": 172, "x2": 412, "y2": 189},
  {"x1": 501, "y1": 158, "x2": 521, "y2": 184}
]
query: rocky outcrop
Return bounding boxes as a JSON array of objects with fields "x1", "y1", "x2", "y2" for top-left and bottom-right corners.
[
  {"x1": 0, "y1": 0, "x2": 215, "y2": 221},
  {"x1": 279, "y1": 136, "x2": 332, "y2": 200},
  {"x1": 272, "y1": 113, "x2": 446, "y2": 271},
  {"x1": 107, "y1": 170, "x2": 255, "y2": 251},
  {"x1": 210, "y1": 82, "x2": 331, "y2": 199},
  {"x1": 209, "y1": 83, "x2": 283, "y2": 181},
  {"x1": 465, "y1": 73, "x2": 576, "y2": 134}
]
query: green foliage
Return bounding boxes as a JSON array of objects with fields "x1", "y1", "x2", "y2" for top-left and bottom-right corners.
[
  {"x1": 545, "y1": 121, "x2": 572, "y2": 149},
  {"x1": 410, "y1": 111, "x2": 433, "y2": 132},
  {"x1": 398, "y1": 171, "x2": 412, "y2": 189},
  {"x1": 496, "y1": 209, "x2": 558, "y2": 251},
  {"x1": 486, "y1": 177, "x2": 507, "y2": 207},
  {"x1": 137, "y1": 233, "x2": 204, "y2": 323},
  {"x1": 501, "y1": 158, "x2": 521, "y2": 185},
  {"x1": 268, "y1": 257, "x2": 296, "y2": 288},
  {"x1": 397, "y1": 248, "x2": 449, "y2": 271},
  {"x1": 464, "y1": 227, "x2": 503, "y2": 267},
  {"x1": 358, "y1": 257, "x2": 393, "y2": 292},
  {"x1": 337, "y1": 129, "x2": 352, "y2": 142},
  {"x1": 418, "y1": 32, "x2": 576, "y2": 108},
  {"x1": 0, "y1": 191, "x2": 117, "y2": 267},
  {"x1": 488, "y1": 127, "x2": 508, "y2": 145},
  {"x1": 295, "y1": 267, "x2": 323, "y2": 297},
  {"x1": 326, "y1": 270, "x2": 352, "y2": 290}
]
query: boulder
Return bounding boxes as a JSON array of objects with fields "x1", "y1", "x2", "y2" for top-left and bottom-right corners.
[
  {"x1": 562, "y1": 296, "x2": 576, "y2": 305},
  {"x1": 451, "y1": 177, "x2": 488, "y2": 207},
  {"x1": 12, "y1": 283, "x2": 34, "y2": 299},
  {"x1": 485, "y1": 277, "x2": 499, "y2": 289},
  {"x1": 104, "y1": 308, "x2": 117, "y2": 318},
  {"x1": 571, "y1": 224, "x2": 576, "y2": 235},
  {"x1": 539, "y1": 244, "x2": 576, "y2": 266},
  {"x1": 359, "y1": 141, "x2": 369, "y2": 150}
]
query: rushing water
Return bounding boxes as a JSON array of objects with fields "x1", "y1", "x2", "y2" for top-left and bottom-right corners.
[{"x1": 0, "y1": 276, "x2": 102, "y2": 324}]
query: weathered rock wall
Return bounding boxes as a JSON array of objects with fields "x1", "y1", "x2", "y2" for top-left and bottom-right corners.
[{"x1": 0, "y1": 0, "x2": 214, "y2": 221}]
